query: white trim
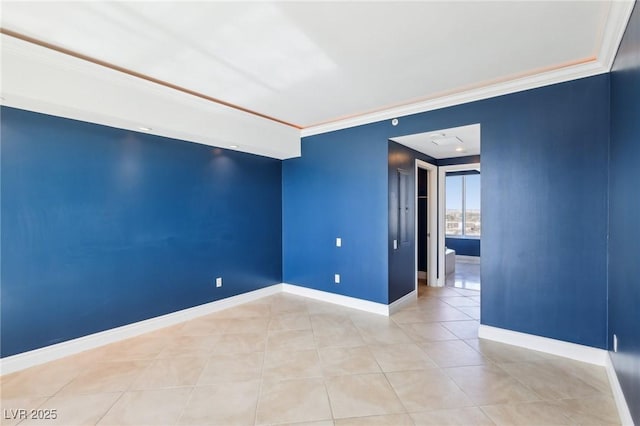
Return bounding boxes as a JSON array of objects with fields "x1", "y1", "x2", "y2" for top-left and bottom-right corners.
[
  {"x1": 415, "y1": 159, "x2": 439, "y2": 291},
  {"x1": 439, "y1": 162, "x2": 481, "y2": 287},
  {"x1": 302, "y1": 0, "x2": 634, "y2": 140},
  {"x1": 1, "y1": 35, "x2": 301, "y2": 160},
  {"x1": 456, "y1": 255, "x2": 480, "y2": 264},
  {"x1": 301, "y1": 62, "x2": 607, "y2": 138},
  {"x1": 389, "y1": 290, "x2": 417, "y2": 315},
  {"x1": 478, "y1": 325, "x2": 608, "y2": 366},
  {"x1": 606, "y1": 353, "x2": 634, "y2": 426},
  {"x1": 0, "y1": 284, "x2": 283, "y2": 375},
  {"x1": 600, "y1": 0, "x2": 636, "y2": 71},
  {"x1": 281, "y1": 283, "x2": 389, "y2": 316},
  {"x1": 3, "y1": 282, "x2": 400, "y2": 375}
]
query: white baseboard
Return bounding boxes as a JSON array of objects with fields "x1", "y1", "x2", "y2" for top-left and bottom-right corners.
[
  {"x1": 389, "y1": 290, "x2": 417, "y2": 315},
  {"x1": 456, "y1": 255, "x2": 480, "y2": 264},
  {"x1": 606, "y1": 353, "x2": 634, "y2": 426},
  {"x1": 0, "y1": 284, "x2": 283, "y2": 375},
  {"x1": 281, "y1": 283, "x2": 389, "y2": 316},
  {"x1": 418, "y1": 271, "x2": 427, "y2": 279},
  {"x1": 478, "y1": 325, "x2": 608, "y2": 366}
]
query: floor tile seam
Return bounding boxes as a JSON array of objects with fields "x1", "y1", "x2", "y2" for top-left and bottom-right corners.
[
  {"x1": 476, "y1": 400, "x2": 577, "y2": 425},
  {"x1": 92, "y1": 390, "x2": 128, "y2": 426},
  {"x1": 475, "y1": 404, "x2": 503, "y2": 426},
  {"x1": 288, "y1": 307, "x2": 336, "y2": 423},
  {"x1": 47, "y1": 361, "x2": 121, "y2": 400},
  {"x1": 373, "y1": 363, "x2": 444, "y2": 375},
  {"x1": 190, "y1": 349, "x2": 222, "y2": 391},
  {"x1": 511, "y1": 374, "x2": 614, "y2": 403},
  {"x1": 5, "y1": 393, "x2": 52, "y2": 426},
  {"x1": 252, "y1": 333, "x2": 269, "y2": 426},
  {"x1": 127, "y1": 356, "x2": 166, "y2": 391},
  {"x1": 356, "y1": 341, "x2": 386, "y2": 379},
  {"x1": 18, "y1": 369, "x2": 80, "y2": 401},
  {"x1": 382, "y1": 369, "x2": 482, "y2": 415},
  {"x1": 370, "y1": 343, "x2": 441, "y2": 370},
  {"x1": 166, "y1": 385, "x2": 196, "y2": 426},
  {"x1": 521, "y1": 360, "x2": 613, "y2": 394},
  {"x1": 129, "y1": 382, "x2": 203, "y2": 392},
  {"x1": 434, "y1": 304, "x2": 476, "y2": 320},
  {"x1": 438, "y1": 323, "x2": 479, "y2": 340},
  {"x1": 60, "y1": 360, "x2": 153, "y2": 396},
  {"x1": 460, "y1": 338, "x2": 487, "y2": 356},
  {"x1": 486, "y1": 360, "x2": 584, "y2": 400},
  {"x1": 441, "y1": 300, "x2": 480, "y2": 310},
  {"x1": 403, "y1": 404, "x2": 486, "y2": 416},
  {"x1": 402, "y1": 334, "x2": 462, "y2": 346},
  {"x1": 438, "y1": 362, "x2": 547, "y2": 406},
  {"x1": 316, "y1": 339, "x2": 377, "y2": 377},
  {"x1": 319, "y1": 372, "x2": 336, "y2": 421}
]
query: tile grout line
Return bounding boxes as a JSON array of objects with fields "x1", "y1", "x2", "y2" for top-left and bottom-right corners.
[
  {"x1": 253, "y1": 302, "x2": 274, "y2": 426},
  {"x1": 308, "y1": 307, "x2": 337, "y2": 423}
]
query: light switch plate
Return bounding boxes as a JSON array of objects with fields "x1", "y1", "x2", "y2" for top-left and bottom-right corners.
[{"x1": 336, "y1": 237, "x2": 342, "y2": 247}]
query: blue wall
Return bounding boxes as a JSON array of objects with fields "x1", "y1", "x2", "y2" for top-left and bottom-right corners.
[
  {"x1": 609, "y1": 1, "x2": 640, "y2": 421},
  {"x1": 282, "y1": 124, "x2": 390, "y2": 303},
  {"x1": 388, "y1": 141, "x2": 437, "y2": 302},
  {"x1": 284, "y1": 75, "x2": 610, "y2": 348},
  {"x1": 1, "y1": 107, "x2": 283, "y2": 357},
  {"x1": 479, "y1": 77, "x2": 609, "y2": 349},
  {"x1": 445, "y1": 238, "x2": 480, "y2": 257}
]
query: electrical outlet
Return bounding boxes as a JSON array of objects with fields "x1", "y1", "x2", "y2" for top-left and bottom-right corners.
[
  {"x1": 613, "y1": 334, "x2": 618, "y2": 352},
  {"x1": 216, "y1": 277, "x2": 222, "y2": 288},
  {"x1": 336, "y1": 237, "x2": 342, "y2": 247},
  {"x1": 334, "y1": 274, "x2": 340, "y2": 284}
]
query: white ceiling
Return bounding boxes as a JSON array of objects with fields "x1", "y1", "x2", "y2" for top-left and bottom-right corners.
[
  {"x1": 391, "y1": 124, "x2": 481, "y2": 160},
  {"x1": 0, "y1": 1, "x2": 634, "y2": 159}
]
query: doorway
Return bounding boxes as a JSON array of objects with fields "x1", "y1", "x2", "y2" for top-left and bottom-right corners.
[
  {"x1": 439, "y1": 163, "x2": 481, "y2": 291},
  {"x1": 415, "y1": 159, "x2": 437, "y2": 292},
  {"x1": 390, "y1": 123, "x2": 481, "y2": 292}
]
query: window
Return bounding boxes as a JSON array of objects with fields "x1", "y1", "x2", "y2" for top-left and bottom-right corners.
[{"x1": 446, "y1": 173, "x2": 481, "y2": 237}]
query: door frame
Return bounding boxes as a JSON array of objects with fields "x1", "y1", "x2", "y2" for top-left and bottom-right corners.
[
  {"x1": 415, "y1": 159, "x2": 438, "y2": 291},
  {"x1": 438, "y1": 162, "x2": 481, "y2": 287}
]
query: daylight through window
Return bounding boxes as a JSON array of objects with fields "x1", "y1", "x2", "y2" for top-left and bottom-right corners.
[{"x1": 445, "y1": 173, "x2": 480, "y2": 237}]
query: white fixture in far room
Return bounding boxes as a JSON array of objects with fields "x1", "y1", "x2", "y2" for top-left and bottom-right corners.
[
  {"x1": 336, "y1": 237, "x2": 342, "y2": 247},
  {"x1": 216, "y1": 277, "x2": 222, "y2": 288},
  {"x1": 334, "y1": 274, "x2": 340, "y2": 284},
  {"x1": 430, "y1": 135, "x2": 463, "y2": 147}
]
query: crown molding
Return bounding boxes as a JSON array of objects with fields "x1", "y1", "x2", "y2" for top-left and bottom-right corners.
[
  {"x1": 301, "y1": 0, "x2": 634, "y2": 138},
  {"x1": 599, "y1": 0, "x2": 636, "y2": 71},
  {"x1": 300, "y1": 60, "x2": 608, "y2": 138},
  {"x1": 0, "y1": 33, "x2": 302, "y2": 160}
]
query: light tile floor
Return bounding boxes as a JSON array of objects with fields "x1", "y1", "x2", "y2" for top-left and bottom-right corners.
[
  {"x1": 1, "y1": 285, "x2": 620, "y2": 425},
  {"x1": 446, "y1": 260, "x2": 481, "y2": 292}
]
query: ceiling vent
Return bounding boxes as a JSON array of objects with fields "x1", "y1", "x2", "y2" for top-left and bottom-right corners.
[{"x1": 431, "y1": 136, "x2": 463, "y2": 146}]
